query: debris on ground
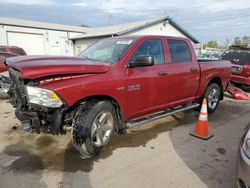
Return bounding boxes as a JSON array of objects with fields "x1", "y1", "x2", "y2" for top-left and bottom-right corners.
[{"x1": 226, "y1": 86, "x2": 250, "y2": 100}]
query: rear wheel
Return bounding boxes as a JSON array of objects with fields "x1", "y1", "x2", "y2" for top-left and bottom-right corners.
[
  {"x1": 204, "y1": 83, "x2": 221, "y2": 113},
  {"x1": 71, "y1": 100, "x2": 116, "y2": 157}
]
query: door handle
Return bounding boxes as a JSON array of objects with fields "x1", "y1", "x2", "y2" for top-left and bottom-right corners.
[
  {"x1": 190, "y1": 67, "x2": 199, "y2": 72},
  {"x1": 158, "y1": 71, "x2": 168, "y2": 76}
]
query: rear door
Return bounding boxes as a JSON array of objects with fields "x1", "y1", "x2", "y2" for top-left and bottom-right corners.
[
  {"x1": 166, "y1": 39, "x2": 200, "y2": 106},
  {"x1": 125, "y1": 38, "x2": 169, "y2": 118}
]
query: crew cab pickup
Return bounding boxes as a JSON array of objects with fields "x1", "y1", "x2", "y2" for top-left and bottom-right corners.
[
  {"x1": 221, "y1": 46, "x2": 250, "y2": 86},
  {"x1": 6, "y1": 36, "x2": 231, "y2": 157}
]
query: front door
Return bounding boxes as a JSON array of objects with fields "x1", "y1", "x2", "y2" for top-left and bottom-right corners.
[{"x1": 125, "y1": 38, "x2": 169, "y2": 119}]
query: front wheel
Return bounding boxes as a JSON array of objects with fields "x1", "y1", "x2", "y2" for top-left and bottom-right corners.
[
  {"x1": 204, "y1": 83, "x2": 221, "y2": 113},
  {"x1": 71, "y1": 100, "x2": 116, "y2": 157}
]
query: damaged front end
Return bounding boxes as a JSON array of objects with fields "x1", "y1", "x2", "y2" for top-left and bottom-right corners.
[
  {"x1": 8, "y1": 68, "x2": 73, "y2": 134},
  {"x1": 0, "y1": 72, "x2": 11, "y2": 99}
]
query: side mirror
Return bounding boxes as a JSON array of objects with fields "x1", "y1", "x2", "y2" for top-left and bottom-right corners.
[{"x1": 129, "y1": 55, "x2": 154, "y2": 68}]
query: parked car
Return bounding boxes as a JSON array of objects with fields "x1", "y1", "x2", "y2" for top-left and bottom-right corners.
[
  {"x1": 237, "y1": 123, "x2": 250, "y2": 188},
  {"x1": 221, "y1": 46, "x2": 250, "y2": 86},
  {"x1": 6, "y1": 36, "x2": 231, "y2": 157},
  {"x1": 198, "y1": 51, "x2": 222, "y2": 61},
  {"x1": 0, "y1": 52, "x2": 18, "y2": 72},
  {"x1": 0, "y1": 46, "x2": 26, "y2": 98},
  {"x1": 0, "y1": 46, "x2": 27, "y2": 73},
  {"x1": 0, "y1": 46, "x2": 26, "y2": 56}
]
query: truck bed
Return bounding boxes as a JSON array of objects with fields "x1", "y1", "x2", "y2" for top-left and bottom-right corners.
[{"x1": 196, "y1": 60, "x2": 231, "y2": 99}]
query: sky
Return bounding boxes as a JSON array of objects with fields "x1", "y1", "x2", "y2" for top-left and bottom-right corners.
[{"x1": 0, "y1": 0, "x2": 250, "y2": 44}]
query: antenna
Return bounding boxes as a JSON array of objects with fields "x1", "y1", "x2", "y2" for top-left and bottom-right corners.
[{"x1": 171, "y1": 13, "x2": 178, "y2": 19}]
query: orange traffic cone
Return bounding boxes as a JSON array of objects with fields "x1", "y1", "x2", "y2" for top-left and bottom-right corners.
[{"x1": 189, "y1": 99, "x2": 214, "y2": 140}]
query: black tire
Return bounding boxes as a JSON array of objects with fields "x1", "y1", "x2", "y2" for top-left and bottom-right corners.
[
  {"x1": 204, "y1": 83, "x2": 221, "y2": 113},
  {"x1": 71, "y1": 100, "x2": 116, "y2": 157}
]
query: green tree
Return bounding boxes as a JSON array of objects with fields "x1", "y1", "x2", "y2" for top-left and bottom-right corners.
[
  {"x1": 242, "y1": 36, "x2": 250, "y2": 47},
  {"x1": 79, "y1": 24, "x2": 89, "y2": 27},
  {"x1": 233, "y1": 36, "x2": 250, "y2": 47},
  {"x1": 203, "y1": 40, "x2": 219, "y2": 49}
]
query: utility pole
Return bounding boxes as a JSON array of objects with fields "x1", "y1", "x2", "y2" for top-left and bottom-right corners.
[{"x1": 109, "y1": 14, "x2": 113, "y2": 25}]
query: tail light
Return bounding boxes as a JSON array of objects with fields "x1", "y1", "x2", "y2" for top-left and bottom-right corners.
[
  {"x1": 243, "y1": 64, "x2": 250, "y2": 68},
  {"x1": 243, "y1": 65, "x2": 250, "y2": 77}
]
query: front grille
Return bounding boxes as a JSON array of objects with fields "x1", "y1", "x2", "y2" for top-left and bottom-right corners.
[{"x1": 8, "y1": 68, "x2": 27, "y2": 108}]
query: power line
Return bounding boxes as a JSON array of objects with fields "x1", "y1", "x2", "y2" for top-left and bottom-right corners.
[{"x1": 181, "y1": 13, "x2": 250, "y2": 25}]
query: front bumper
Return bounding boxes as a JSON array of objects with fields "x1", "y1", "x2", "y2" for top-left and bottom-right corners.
[
  {"x1": 237, "y1": 148, "x2": 250, "y2": 188},
  {"x1": 15, "y1": 108, "x2": 65, "y2": 134},
  {"x1": 232, "y1": 75, "x2": 250, "y2": 86},
  {"x1": 15, "y1": 109, "x2": 40, "y2": 133}
]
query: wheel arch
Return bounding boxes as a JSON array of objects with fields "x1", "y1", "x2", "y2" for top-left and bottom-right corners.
[{"x1": 69, "y1": 94, "x2": 127, "y2": 133}]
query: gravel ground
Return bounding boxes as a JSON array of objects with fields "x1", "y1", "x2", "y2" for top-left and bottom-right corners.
[{"x1": 0, "y1": 92, "x2": 249, "y2": 188}]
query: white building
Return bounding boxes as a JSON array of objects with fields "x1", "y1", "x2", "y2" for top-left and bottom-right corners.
[
  {"x1": 0, "y1": 17, "x2": 90, "y2": 56},
  {"x1": 0, "y1": 16, "x2": 199, "y2": 56},
  {"x1": 72, "y1": 16, "x2": 199, "y2": 55}
]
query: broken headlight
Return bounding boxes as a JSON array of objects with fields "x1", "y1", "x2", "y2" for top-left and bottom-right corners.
[{"x1": 26, "y1": 86, "x2": 63, "y2": 108}]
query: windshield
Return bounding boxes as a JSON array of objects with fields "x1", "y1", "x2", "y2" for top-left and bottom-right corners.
[
  {"x1": 221, "y1": 51, "x2": 250, "y2": 65},
  {"x1": 78, "y1": 38, "x2": 135, "y2": 64},
  {"x1": 11, "y1": 48, "x2": 26, "y2": 55}
]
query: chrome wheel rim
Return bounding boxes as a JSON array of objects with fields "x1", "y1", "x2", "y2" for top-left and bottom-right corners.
[
  {"x1": 208, "y1": 88, "x2": 219, "y2": 110},
  {"x1": 91, "y1": 111, "x2": 114, "y2": 147}
]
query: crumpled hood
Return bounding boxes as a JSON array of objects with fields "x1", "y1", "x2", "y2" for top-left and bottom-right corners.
[{"x1": 6, "y1": 55, "x2": 111, "y2": 79}]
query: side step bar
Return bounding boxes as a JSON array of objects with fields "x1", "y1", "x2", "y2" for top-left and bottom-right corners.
[{"x1": 126, "y1": 103, "x2": 200, "y2": 128}]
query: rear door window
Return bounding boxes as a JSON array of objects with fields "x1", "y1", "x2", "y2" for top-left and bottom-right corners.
[
  {"x1": 167, "y1": 39, "x2": 192, "y2": 63},
  {"x1": 241, "y1": 53, "x2": 250, "y2": 65}
]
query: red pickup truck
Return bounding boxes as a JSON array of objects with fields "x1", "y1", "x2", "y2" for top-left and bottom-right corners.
[{"x1": 6, "y1": 36, "x2": 231, "y2": 157}]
